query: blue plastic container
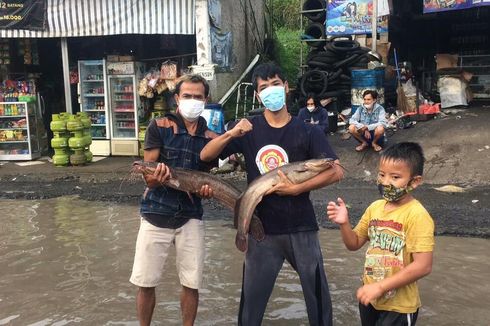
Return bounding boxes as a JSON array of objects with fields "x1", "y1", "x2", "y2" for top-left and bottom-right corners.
[
  {"x1": 350, "y1": 68, "x2": 385, "y2": 114},
  {"x1": 202, "y1": 104, "x2": 225, "y2": 134}
]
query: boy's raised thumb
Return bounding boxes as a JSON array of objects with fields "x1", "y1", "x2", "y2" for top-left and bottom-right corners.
[{"x1": 337, "y1": 197, "x2": 345, "y2": 206}]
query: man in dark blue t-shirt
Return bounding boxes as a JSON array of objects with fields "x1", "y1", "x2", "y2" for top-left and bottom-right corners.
[{"x1": 200, "y1": 62, "x2": 344, "y2": 326}]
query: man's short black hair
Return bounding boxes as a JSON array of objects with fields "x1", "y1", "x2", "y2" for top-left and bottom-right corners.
[
  {"x1": 251, "y1": 62, "x2": 286, "y2": 92},
  {"x1": 380, "y1": 142, "x2": 425, "y2": 176},
  {"x1": 175, "y1": 74, "x2": 210, "y2": 98},
  {"x1": 363, "y1": 89, "x2": 378, "y2": 100}
]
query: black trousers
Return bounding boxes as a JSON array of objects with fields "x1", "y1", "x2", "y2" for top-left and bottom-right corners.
[
  {"x1": 359, "y1": 302, "x2": 419, "y2": 326},
  {"x1": 238, "y1": 231, "x2": 333, "y2": 326}
]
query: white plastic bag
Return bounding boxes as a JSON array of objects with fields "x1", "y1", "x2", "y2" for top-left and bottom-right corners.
[{"x1": 437, "y1": 76, "x2": 467, "y2": 108}]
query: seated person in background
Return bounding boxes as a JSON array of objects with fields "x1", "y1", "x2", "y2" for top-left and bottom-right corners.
[
  {"x1": 298, "y1": 94, "x2": 329, "y2": 134},
  {"x1": 349, "y1": 90, "x2": 387, "y2": 152}
]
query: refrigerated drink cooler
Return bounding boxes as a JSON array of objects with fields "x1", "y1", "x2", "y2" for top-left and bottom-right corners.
[
  {"x1": 107, "y1": 61, "x2": 144, "y2": 156},
  {"x1": 78, "y1": 59, "x2": 110, "y2": 155}
]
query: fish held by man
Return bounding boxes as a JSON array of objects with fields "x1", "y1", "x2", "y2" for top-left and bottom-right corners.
[
  {"x1": 131, "y1": 161, "x2": 265, "y2": 241},
  {"x1": 234, "y1": 158, "x2": 339, "y2": 252}
]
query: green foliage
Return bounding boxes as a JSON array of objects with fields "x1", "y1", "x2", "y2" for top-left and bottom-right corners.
[
  {"x1": 267, "y1": 0, "x2": 305, "y2": 83},
  {"x1": 274, "y1": 27, "x2": 303, "y2": 83},
  {"x1": 270, "y1": 0, "x2": 302, "y2": 30}
]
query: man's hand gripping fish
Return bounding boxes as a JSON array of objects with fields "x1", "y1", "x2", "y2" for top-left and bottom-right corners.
[
  {"x1": 131, "y1": 161, "x2": 265, "y2": 241},
  {"x1": 234, "y1": 158, "x2": 338, "y2": 252}
]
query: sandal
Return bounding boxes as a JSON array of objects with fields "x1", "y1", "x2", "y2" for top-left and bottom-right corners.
[
  {"x1": 372, "y1": 143, "x2": 382, "y2": 152},
  {"x1": 355, "y1": 143, "x2": 369, "y2": 152}
]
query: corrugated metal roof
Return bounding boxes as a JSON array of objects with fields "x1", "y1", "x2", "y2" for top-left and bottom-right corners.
[{"x1": 0, "y1": 0, "x2": 195, "y2": 38}]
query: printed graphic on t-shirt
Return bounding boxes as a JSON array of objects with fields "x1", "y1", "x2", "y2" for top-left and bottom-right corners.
[
  {"x1": 255, "y1": 144, "x2": 289, "y2": 174},
  {"x1": 365, "y1": 219, "x2": 406, "y2": 298}
]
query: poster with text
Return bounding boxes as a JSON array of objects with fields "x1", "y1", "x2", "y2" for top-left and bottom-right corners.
[
  {"x1": 0, "y1": 0, "x2": 46, "y2": 30},
  {"x1": 326, "y1": 0, "x2": 389, "y2": 36},
  {"x1": 423, "y1": 0, "x2": 490, "y2": 14}
]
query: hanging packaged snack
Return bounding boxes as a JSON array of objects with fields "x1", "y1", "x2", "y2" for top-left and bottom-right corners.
[
  {"x1": 154, "y1": 80, "x2": 168, "y2": 94},
  {"x1": 165, "y1": 79, "x2": 176, "y2": 92},
  {"x1": 160, "y1": 61, "x2": 177, "y2": 80}
]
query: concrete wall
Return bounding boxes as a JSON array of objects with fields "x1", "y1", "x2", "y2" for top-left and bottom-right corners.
[{"x1": 206, "y1": 0, "x2": 266, "y2": 102}]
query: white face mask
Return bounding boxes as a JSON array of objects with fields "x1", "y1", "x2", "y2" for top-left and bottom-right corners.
[
  {"x1": 307, "y1": 105, "x2": 316, "y2": 112},
  {"x1": 364, "y1": 102, "x2": 375, "y2": 110},
  {"x1": 178, "y1": 99, "x2": 205, "y2": 122}
]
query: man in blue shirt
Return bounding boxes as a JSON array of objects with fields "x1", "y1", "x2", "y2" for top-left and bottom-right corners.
[
  {"x1": 200, "y1": 62, "x2": 344, "y2": 326},
  {"x1": 130, "y1": 74, "x2": 218, "y2": 326},
  {"x1": 349, "y1": 90, "x2": 387, "y2": 152}
]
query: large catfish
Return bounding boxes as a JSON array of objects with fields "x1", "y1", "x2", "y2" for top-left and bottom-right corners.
[
  {"x1": 234, "y1": 158, "x2": 337, "y2": 252},
  {"x1": 131, "y1": 161, "x2": 265, "y2": 241}
]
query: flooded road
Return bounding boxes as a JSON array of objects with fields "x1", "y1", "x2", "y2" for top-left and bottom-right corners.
[{"x1": 0, "y1": 197, "x2": 488, "y2": 325}]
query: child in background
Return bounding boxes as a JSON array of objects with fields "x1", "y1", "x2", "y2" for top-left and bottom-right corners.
[{"x1": 327, "y1": 142, "x2": 434, "y2": 326}]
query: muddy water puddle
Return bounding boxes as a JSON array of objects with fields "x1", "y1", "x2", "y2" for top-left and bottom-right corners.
[{"x1": 0, "y1": 197, "x2": 488, "y2": 325}]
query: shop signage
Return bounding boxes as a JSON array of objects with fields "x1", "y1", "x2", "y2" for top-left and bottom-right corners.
[
  {"x1": 0, "y1": 0, "x2": 46, "y2": 30},
  {"x1": 191, "y1": 64, "x2": 216, "y2": 81},
  {"x1": 424, "y1": 0, "x2": 490, "y2": 13},
  {"x1": 326, "y1": 0, "x2": 389, "y2": 35},
  {"x1": 107, "y1": 62, "x2": 136, "y2": 75}
]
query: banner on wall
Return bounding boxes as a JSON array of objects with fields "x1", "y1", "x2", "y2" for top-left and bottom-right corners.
[
  {"x1": 211, "y1": 27, "x2": 233, "y2": 72},
  {"x1": 326, "y1": 0, "x2": 389, "y2": 35},
  {"x1": 0, "y1": 0, "x2": 46, "y2": 30},
  {"x1": 423, "y1": 0, "x2": 490, "y2": 14}
]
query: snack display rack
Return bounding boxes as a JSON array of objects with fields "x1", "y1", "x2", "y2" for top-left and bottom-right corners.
[{"x1": 0, "y1": 101, "x2": 41, "y2": 160}]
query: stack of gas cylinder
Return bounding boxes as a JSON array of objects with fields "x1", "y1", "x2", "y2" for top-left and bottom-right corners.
[{"x1": 49, "y1": 113, "x2": 93, "y2": 166}]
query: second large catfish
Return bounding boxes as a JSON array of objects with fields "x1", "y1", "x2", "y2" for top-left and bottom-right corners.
[{"x1": 234, "y1": 158, "x2": 337, "y2": 252}]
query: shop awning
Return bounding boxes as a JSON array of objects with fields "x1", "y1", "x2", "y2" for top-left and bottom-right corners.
[{"x1": 0, "y1": 0, "x2": 195, "y2": 38}]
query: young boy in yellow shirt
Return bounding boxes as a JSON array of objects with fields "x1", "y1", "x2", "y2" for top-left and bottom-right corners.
[{"x1": 327, "y1": 142, "x2": 434, "y2": 325}]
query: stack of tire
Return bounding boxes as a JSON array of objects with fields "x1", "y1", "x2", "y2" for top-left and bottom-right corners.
[
  {"x1": 50, "y1": 113, "x2": 70, "y2": 167},
  {"x1": 300, "y1": 0, "x2": 382, "y2": 103},
  {"x1": 299, "y1": 35, "x2": 382, "y2": 104}
]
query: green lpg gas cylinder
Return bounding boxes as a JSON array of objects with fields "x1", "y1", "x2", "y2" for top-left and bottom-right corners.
[
  {"x1": 52, "y1": 148, "x2": 69, "y2": 166},
  {"x1": 66, "y1": 114, "x2": 83, "y2": 132},
  {"x1": 68, "y1": 131, "x2": 85, "y2": 149},
  {"x1": 70, "y1": 149, "x2": 86, "y2": 166},
  {"x1": 138, "y1": 127, "x2": 146, "y2": 142},
  {"x1": 77, "y1": 112, "x2": 91, "y2": 129},
  {"x1": 83, "y1": 129, "x2": 92, "y2": 146},
  {"x1": 51, "y1": 132, "x2": 69, "y2": 148},
  {"x1": 50, "y1": 114, "x2": 67, "y2": 132},
  {"x1": 84, "y1": 149, "x2": 93, "y2": 163}
]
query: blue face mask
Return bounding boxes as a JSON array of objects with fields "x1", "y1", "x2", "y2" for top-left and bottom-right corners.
[{"x1": 259, "y1": 86, "x2": 286, "y2": 112}]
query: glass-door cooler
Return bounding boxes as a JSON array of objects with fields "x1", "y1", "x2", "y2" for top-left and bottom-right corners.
[
  {"x1": 78, "y1": 59, "x2": 110, "y2": 155},
  {"x1": 108, "y1": 75, "x2": 139, "y2": 155}
]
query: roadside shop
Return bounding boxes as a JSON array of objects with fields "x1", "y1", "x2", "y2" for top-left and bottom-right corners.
[
  {"x1": 0, "y1": 0, "x2": 265, "y2": 162},
  {"x1": 297, "y1": 0, "x2": 490, "y2": 134}
]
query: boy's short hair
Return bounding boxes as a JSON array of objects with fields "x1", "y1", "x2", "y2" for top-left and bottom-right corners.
[
  {"x1": 175, "y1": 74, "x2": 210, "y2": 98},
  {"x1": 380, "y1": 142, "x2": 425, "y2": 176},
  {"x1": 251, "y1": 62, "x2": 286, "y2": 92},
  {"x1": 363, "y1": 89, "x2": 378, "y2": 100}
]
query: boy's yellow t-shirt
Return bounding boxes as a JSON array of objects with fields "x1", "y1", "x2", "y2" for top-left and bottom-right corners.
[{"x1": 353, "y1": 198, "x2": 435, "y2": 313}]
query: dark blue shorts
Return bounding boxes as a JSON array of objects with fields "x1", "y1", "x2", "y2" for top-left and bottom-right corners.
[{"x1": 363, "y1": 130, "x2": 384, "y2": 145}]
